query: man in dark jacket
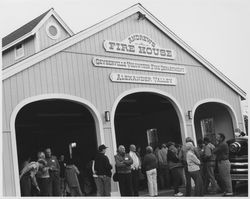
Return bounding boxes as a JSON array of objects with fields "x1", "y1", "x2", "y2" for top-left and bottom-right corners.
[
  {"x1": 213, "y1": 133, "x2": 233, "y2": 196},
  {"x1": 94, "y1": 144, "x2": 112, "y2": 196},
  {"x1": 143, "y1": 146, "x2": 158, "y2": 196}
]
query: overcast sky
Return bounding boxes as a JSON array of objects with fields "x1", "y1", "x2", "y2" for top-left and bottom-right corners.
[{"x1": 0, "y1": 0, "x2": 249, "y2": 112}]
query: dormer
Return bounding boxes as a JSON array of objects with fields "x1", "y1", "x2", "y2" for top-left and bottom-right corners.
[{"x1": 2, "y1": 8, "x2": 74, "y2": 69}]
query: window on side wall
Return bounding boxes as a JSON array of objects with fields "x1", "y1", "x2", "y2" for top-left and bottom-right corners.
[{"x1": 15, "y1": 43, "x2": 24, "y2": 60}]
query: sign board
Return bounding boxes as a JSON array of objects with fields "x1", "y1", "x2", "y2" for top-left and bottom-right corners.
[
  {"x1": 93, "y1": 56, "x2": 186, "y2": 74},
  {"x1": 110, "y1": 72, "x2": 177, "y2": 86},
  {"x1": 146, "y1": 128, "x2": 158, "y2": 149},
  {"x1": 103, "y1": 33, "x2": 175, "y2": 60}
]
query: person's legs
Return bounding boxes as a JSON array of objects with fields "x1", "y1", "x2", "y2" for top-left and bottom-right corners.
[
  {"x1": 37, "y1": 177, "x2": 51, "y2": 196},
  {"x1": 125, "y1": 173, "x2": 133, "y2": 196},
  {"x1": 118, "y1": 174, "x2": 126, "y2": 196},
  {"x1": 103, "y1": 176, "x2": 111, "y2": 196},
  {"x1": 20, "y1": 174, "x2": 32, "y2": 196},
  {"x1": 158, "y1": 167, "x2": 164, "y2": 189},
  {"x1": 190, "y1": 170, "x2": 203, "y2": 196},
  {"x1": 76, "y1": 185, "x2": 83, "y2": 196},
  {"x1": 146, "y1": 170, "x2": 154, "y2": 196},
  {"x1": 95, "y1": 176, "x2": 104, "y2": 196},
  {"x1": 171, "y1": 168, "x2": 180, "y2": 194},
  {"x1": 184, "y1": 166, "x2": 192, "y2": 196},
  {"x1": 131, "y1": 169, "x2": 139, "y2": 196},
  {"x1": 218, "y1": 160, "x2": 233, "y2": 194},
  {"x1": 206, "y1": 164, "x2": 219, "y2": 192},
  {"x1": 164, "y1": 166, "x2": 171, "y2": 188},
  {"x1": 152, "y1": 169, "x2": 158, "y2": 196},
  {"x1": 69, "y1": 187, "x2": 77, "y2": 196},
  {"x1": 51, "y1": 173, "x2": 61, "y2": 196},
  {"x1": 94, "y1": 177, "x2": 100, "y2": 196}
]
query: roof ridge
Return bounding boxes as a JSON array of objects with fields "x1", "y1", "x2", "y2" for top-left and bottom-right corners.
[{"x1": 2, "y1": 4, "x2": 246, "y2": 99}]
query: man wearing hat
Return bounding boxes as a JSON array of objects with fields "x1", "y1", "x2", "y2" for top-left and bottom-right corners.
[{"x1": 94, "y1": 144, "x2": 113, "y2": 196}]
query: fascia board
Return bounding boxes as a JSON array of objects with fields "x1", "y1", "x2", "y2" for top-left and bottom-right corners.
[
  {"x1": 2, "y1": 32, "x2": 35, "y2": 51},
  {"x1": 2, "y1": 4, "x2": 246, "y2": 99},
  {"x1": 51, "y1": 10, "x2": 74, "y2": 36},
  {"x1": 2, "y1": 5, "x2": 138, "y2": 80},
  {"x1": 138, "y1": 5, "x2": 246, "y2": 99},
  {"x1": 32, "y1": 9, "x2": 74, "y2": 36}
]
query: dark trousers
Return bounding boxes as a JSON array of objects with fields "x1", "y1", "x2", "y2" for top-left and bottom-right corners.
[
  {"x1": 158, "y1": 166, "x2": 170, "y2": 189},
  {"x1": 69, "y1": 186, "x2": 82, "y2": 196},
  {"x1": 37, "y1": 177, "x2": 51, "y2": 196},
  {"x1": 131, "y1": 169, "x2": 139, "y2": 196},
  {"x1": 95, "y1": 175, "x2": 111, "y2": 196},
  {"x1": 184, "y1": 166, "x2": 192, "y2": 196},
  {"x1": 170, "y1": 167, "x2": 182, "y2": 194},
  {"x1": 49, "y1": 172, "x2": 61, "y2": 196},
  {"x1": 118, "y1": 173, "x2": 133, "y2": 196},
  {"x1": 204, "y1": 163, "x2": 218, "y2": 193},
  {"x1": 189, "y1": 170, "x2": 204, "y2": 196},
  {"x1": 20, "y1": 174, "x2": 32, "y2": 196},
  {"x1": 218, "y1": 160, "x2": 233, "y2": 193}
]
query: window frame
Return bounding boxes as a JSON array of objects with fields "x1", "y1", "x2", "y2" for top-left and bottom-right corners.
[
  {"x1": 46, "y1": 22, "x2": 61, "y2": 40},
  {"x1": 14, "y1": 43, "x2": 24, "y2": 60}
]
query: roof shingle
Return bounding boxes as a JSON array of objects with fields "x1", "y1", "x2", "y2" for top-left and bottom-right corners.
[{"x1": 2, "y1": 9, "x2": 51, "y2": 47}]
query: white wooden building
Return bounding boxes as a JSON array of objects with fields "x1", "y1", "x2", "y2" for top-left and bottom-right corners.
[{"x1": 2, "y1": 4, "x2": 246, "y2": 196}]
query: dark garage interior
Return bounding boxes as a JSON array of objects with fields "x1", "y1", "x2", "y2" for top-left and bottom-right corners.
[
  {"x1": 15, "y1": 99, "x2": 98, "y2": 194},
  {"x1": 194, "y1": 102, "x2": 234, "y2": 144},
  {"x1": 114, "y1": 92, "x2": 182, "y2": 154}
]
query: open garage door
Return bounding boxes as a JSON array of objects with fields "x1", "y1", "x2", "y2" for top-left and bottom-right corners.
[
  {"x1": 15, "y1": 99, "x2": 98, "y2": 196},
  {"x1": 114, "y1": 92, "x2": 182, "y2": 153},
  {"x1": 194, "y1": 102, "x2": 235, "y2": 144}
]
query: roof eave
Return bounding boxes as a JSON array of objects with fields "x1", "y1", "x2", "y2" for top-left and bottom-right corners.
[
  {"x1": 2, "y1": 31, "x2": 35, "y2": 51},
  {"x1": 2, "y1": 3, "x2": 246, "y2": 99},
  {"x1": 2, "y1": 9, "x2": 74, "y2": 52}
]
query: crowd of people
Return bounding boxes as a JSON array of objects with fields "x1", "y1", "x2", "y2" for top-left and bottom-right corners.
[{"x1": 19, "y1": 132, "x2": 234, "y2": 197}]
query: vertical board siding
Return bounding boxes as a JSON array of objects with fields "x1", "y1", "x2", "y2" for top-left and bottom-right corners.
[
  {"x1": 2, "y1": 12, "x2": 244, "y2": 196},
  {"x1": 38, "y1": 16, "x2": 71, "y2": 51},
  {"x1": 2, "y1": 12, "x2": 243, "y2": 130},
  {"x1": 103, "y1": 127, "x2": 118, "y2": 193},
  {"x1": 3, "y1": 132, "x2": 16, "y2": 196},
  {"x1": 2, "y1": 49, "x2": 14, "y2": 68},
  {"x1": 2, "y1": 37, "x2": 35, "y2": 69}
]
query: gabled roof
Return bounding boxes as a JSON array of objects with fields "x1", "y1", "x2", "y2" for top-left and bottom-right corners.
[
  {"x1": 2, "y1": 8, "x2": 74, "y2": 51},
  {"x1": 2, "y1": 3, "x2": 246, "y2": 99},
  {"x1": 2, "y1": 9, "x2": 51, "y2": 47}
]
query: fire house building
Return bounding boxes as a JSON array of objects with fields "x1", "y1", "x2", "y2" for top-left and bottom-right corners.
[{"x1": 2, "y1": 4, "x2": 246, "y2": 196}]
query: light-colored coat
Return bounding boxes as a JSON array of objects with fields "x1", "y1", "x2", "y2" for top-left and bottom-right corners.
[{"x1": 186, "y1": 150, "x2": 200, "y2": 172}]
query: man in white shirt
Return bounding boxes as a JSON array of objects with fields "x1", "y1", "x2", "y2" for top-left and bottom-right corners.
[{"x1": 129, "y1": 144, "x2": 141, "y2": 196}]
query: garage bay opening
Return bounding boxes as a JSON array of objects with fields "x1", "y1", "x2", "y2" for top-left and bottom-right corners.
[
  {"x1": 114, "y1": 92, "x2": 182, "y2": 192},
  {"x1": 15, "y1": 99, "x2": 98, "y2": 196},
  {"x1": 194, "y1": 102, "x2": 235, "y2": 144}
]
